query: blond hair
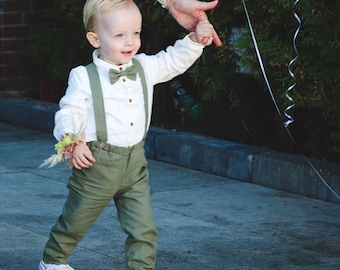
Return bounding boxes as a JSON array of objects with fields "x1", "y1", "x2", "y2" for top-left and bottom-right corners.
[{"x1": 83, "y1": 0, "x2": 135, "y2": 32}]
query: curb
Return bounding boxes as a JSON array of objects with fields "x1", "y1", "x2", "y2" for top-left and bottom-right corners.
[
  {"x1": 1, "y1": 97, "x2": 339, "y2": 205},
  {"x1": 0, "y1": 97, "x2": 58, "y2": 133}
]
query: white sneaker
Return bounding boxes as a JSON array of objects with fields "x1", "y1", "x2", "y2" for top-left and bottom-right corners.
[{"x1": 39, "y1": 260, "x2": 74, "y2": 270}]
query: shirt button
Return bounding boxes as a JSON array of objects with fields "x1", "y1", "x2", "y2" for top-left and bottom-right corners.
[
  {"x1": 119, "y1": 67, "x2": 123, "y2": 71},
  {"x1": 122, "y1": 77, "x2": 126, "y2": 82},
  {"x1": 99, "y1": 142, "x2": 105, "y2": 148},
  {"x1": 130, "y1": 122, "x2": 134, "y2": 127},
  {"x1": 129, "y1": 98, "x2": 132, "y2": 103}
]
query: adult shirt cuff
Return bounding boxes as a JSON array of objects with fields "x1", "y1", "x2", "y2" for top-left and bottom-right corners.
[{"x1": 157, "y1": 0, "x2": 168, "y2": 9}]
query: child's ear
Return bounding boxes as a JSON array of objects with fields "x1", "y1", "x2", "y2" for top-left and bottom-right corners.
[{"x1": 86, "y1": 32, "x2": 100, "y2": 48}]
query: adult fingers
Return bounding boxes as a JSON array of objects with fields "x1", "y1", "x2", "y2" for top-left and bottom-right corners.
[{"x1": 195, "y1": 0, "x2": 219, "y2": 12}]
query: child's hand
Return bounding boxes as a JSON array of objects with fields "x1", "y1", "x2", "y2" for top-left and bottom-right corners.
[
  {"x1": 72, "y1": 142, "x2": 96, "y2": 170},
  {"x1": 189, "y1": 19, "x2": 214, "y2": 46}
]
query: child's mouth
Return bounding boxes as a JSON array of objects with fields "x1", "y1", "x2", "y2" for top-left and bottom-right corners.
[{"x1": 122, "y1": 51, "x2": 133, "y2": 55}]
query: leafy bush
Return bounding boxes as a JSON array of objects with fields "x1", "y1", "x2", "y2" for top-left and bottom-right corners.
[
  {"x1": 26, "y1": 0, "x2": 92, "y2": 96},
  {"x1": 232, "y1": 0, "x2": 340, "y2": 162},
  {"x1": 26, "y1": 0, "x2": 340, "y2": 163},
  {"x1": 139, "y1": 0, "x2": 340, "y2": 163}
]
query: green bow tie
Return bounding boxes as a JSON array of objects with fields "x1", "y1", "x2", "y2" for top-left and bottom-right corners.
[{"x1": 109, "y1": 65, "x2": 137, "y2": 84}]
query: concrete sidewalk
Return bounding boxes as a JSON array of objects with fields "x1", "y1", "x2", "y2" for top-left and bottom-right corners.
[
  {"x1": 0, "y1": 97, "x2": 339, "y2": 205},
  {"x1": 0, "y1": 121, "x2": 339, "y2": 269}
]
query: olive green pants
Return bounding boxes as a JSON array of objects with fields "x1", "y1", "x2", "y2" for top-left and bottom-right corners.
[{"x1": 43, "y1": 140, "x2": 158, "y2": 269}]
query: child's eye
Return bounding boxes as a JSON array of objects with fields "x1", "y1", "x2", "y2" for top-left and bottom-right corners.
[
  {"x1": 115, "y1": 34, "x2": 123, "y2": 38},
  {"x1": 133, "y1": 31, "x2": 140, "y2": 36}
]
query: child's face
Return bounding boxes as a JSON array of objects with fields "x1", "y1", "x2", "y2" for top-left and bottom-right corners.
[{"x1": 91, "y1": 3, "x2": 142, "y2": 65}]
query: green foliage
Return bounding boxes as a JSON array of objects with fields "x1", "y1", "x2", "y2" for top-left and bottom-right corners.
[
  {"x1": 26, "y1": 0, "x2": 340, "y2": 162},
  {"x1": 26, "y1": 0, "x2": 92, "y2": 91},
  {"x1": 139, "y1": 0, "x2": 340, "y2": 162},
  {"x1": 231, "y1": 0, "x2": 340, "y2": 162}
]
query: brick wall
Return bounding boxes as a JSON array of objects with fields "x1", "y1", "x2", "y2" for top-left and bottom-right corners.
[{"x1": 0, "y1": 0, "x2": 48, "y2": 98}]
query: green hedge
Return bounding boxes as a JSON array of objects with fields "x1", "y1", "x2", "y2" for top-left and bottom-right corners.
[{"x1": 26, "y1": 0, "x2": 340, "y2": 163}]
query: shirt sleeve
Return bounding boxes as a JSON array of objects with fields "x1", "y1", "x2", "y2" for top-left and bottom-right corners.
[
  {"x1": 135, "y1": 35, "x2": 204, "y2": 85},
  {"x1": 53, "y1": 66, "x2": 91, "y2": 141}
]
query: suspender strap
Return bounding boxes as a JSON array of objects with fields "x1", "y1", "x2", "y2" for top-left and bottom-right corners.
[
  {"x1": 85, "y1": 58, "x2": 149, "y2": 143},
  {"x1": 132, "y1": 58, "x2": 149, "y2": 139},
  {"x1": 85, "y1": 63, "x2": 108, "y2": 143}
]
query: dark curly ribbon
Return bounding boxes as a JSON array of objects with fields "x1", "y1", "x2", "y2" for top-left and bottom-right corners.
[{"x1": 242, "y1": 0, "x2": 340, "y2": 200}]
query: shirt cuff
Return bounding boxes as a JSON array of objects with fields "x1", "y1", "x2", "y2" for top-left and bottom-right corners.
[
  {"x1": 157, "y1": 0, "x2": 175, "y2": 9},
  {"x1": 184, "y1": 34, "x2": 205, "y2": 48},
  {"x1": 157, "y1": 0, "x2": 166, "y2": 8}
]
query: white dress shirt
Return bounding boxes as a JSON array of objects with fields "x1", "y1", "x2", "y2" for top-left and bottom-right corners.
[{"x1": 53, "y1": 35, "x2": 204, "y2": 147}]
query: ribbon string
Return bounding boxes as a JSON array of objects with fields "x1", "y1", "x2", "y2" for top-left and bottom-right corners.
[
  {"x1": 242, "y1": 0, "x2": 282, "y2": 118},
  {"x1": 241, "y1": 0, "x2": 340, "y2": 200},
  {"x1": 284, "y1": 0, "x2": 301, "y2": 128}
]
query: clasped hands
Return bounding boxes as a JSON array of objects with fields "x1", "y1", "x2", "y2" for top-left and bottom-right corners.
[{"x1": 170, "y1": 0, "x2": 222, "y2": 46}]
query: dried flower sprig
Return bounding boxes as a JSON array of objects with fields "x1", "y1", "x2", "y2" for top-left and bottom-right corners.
[{"x1": 40, "y1": 133, "x2": 85, "y2": 168}]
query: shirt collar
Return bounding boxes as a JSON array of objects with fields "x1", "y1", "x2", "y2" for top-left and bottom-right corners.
[{"x1": 92, "y1": 49, "x2": 133, "y2": 72}]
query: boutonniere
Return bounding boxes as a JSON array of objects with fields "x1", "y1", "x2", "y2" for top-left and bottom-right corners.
[{"x1": 40, "y1": 133, "x2": 85, "y2": 168}]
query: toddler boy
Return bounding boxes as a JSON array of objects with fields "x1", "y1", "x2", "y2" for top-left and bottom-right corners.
[{"x1": 39, "y1": 0, "x2": 213, "y2": 269}]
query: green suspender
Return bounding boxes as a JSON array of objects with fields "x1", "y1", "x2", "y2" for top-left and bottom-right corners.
[
  {"x1": 85, "y1": 58, "x2": 149, "y2": 143},
  {"x1": 85, "y1": 63, "x2": 108, "y2": 143},
  {"x1": 132, "y1": 58, "x2": 149, "y2": 140}
]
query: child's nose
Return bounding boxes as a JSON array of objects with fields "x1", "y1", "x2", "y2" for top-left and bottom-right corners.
[{"x1": 125, "y1": 35, "x2": 134, "y2": 45}]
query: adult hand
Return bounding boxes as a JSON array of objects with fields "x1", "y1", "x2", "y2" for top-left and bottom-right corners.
[{"x1": 169, "y1": 0, "x2": 222, "y2": 46}]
